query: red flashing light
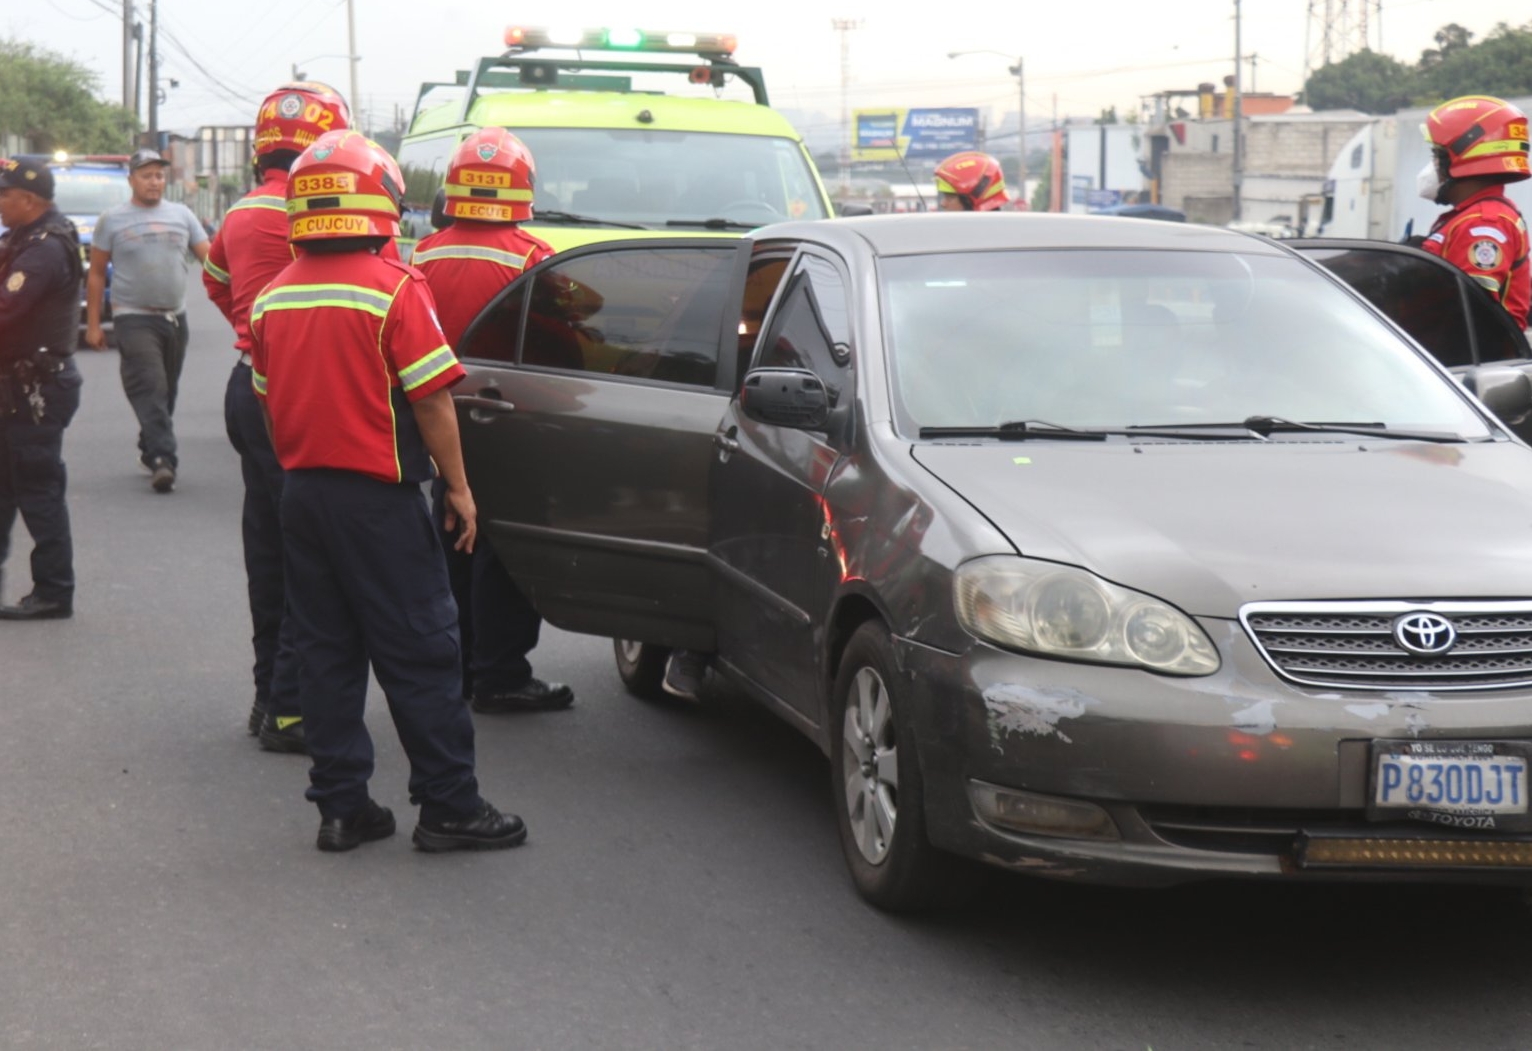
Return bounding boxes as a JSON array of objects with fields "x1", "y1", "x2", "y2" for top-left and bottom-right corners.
[
  {"x1": 504, "y1": 26, "x2": 527, "y2": 47},
  {"x1": 718, "y1": 34, "x2": 738, "y2": 55}
]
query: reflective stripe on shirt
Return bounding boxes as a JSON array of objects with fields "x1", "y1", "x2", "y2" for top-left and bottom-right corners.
[
  {"x1": 251, "y1": 368, "x2": 268, "y2": 396},
  {"x1": 397, "y1": 345, "x2": 457, "y2": 392},
  {"x1": 411, "y1": 244, "x2": 530, "y2": 269},
  {"x1": 203, "y1": 256, "x2": 231, "y2": 285},
  {"x1": 227, "y1": 195, "x2": 286, "y2": 214},
  {"x1": 252, "y1": 283, "x2": 395, "y2": 322}
]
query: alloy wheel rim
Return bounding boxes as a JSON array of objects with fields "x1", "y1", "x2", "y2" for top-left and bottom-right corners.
[{"x1": 841, "y1": 665, "x2": 899, "y2": 864}]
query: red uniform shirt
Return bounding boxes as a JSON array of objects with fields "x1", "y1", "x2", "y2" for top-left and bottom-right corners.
[
  {"x1": 202, "y1": 170, "x2": 292, "y2": 354},
  {"x1": 249, "y1": 250, "x2": 464, "y2": 484},
  {"x1": 411, "y1": 221, "x2": 555, "y2": 347},
  {"x1": 1423, "y1": 186, "x2": 1530, "y2": 327}
]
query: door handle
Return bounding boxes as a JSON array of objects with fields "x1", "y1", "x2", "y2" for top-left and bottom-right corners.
[
  {"x1": 713, "y1": 433, "x2": 740, "y2": 454},
  {"x1": 455, "y1": 390, "x2": 516, "y2": 423}
]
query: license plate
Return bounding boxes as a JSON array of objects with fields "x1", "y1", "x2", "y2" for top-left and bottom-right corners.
[{"x1": 1369, "y1": 741, "x2": 1531, "y2": 830}]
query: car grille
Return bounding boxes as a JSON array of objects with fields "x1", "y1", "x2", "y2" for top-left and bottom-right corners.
[{"x1": 1240, "y1": 600, "x2": 1532, "y2": 691}]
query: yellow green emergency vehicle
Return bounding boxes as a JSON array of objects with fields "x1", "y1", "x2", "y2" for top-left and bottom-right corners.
[{"x1": 398, "y1": 27, "x2": 834, "y2": 256}]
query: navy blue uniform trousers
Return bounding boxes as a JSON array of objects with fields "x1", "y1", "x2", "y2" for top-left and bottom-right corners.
[
  {"x1": 431, "y1": 476, "x2": 543, "y2": 698},
  {"x1": 0, "y1": 361, "x2": 81, "y2": 603},
  {"x1": 224, "y1": 362, "x2": 299, "y2": 719},
  {"x1": 281, "y1": 469, "x2": 481, "y2": 822}
]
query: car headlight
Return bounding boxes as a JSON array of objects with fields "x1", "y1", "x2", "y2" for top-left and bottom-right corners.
[{"x1": 953, "y1": 557, "x2": 1220, "y2": 675}]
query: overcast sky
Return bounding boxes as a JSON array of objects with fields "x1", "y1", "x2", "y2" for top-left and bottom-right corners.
[{"x1": 7, "y1": 0, "x2": 1529, "y2": 139}]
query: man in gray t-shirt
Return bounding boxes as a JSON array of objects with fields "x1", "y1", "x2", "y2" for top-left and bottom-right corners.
[{"x1": 85, "y1": 148, "x2": 209, "y2": 493}]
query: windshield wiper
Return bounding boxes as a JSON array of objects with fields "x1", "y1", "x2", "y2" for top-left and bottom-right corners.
[
  {"x1": 919, "y1": 420, "x2": 1106, "y2": 441},
  {"x1": 1127, "y1": 417, "x2": 1465, "y2": 442},
  {"x1": 1241, "y1": 416, "x2": 1465, "y2": 443},
  {"x1": 666, "y1": 217, "x2": 758, "y2": 230},
  {"x1": 535, "y1": 210, "x2": 648, "y2": 230}
]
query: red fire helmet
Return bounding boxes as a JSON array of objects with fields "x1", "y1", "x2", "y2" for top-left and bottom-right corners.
[
  {"x1": 934, "y1": 151, "x2": 1010, "y2": 211},
  {"x1": 443, "y1": 128, "x2": 536, "y2": 222},
  {"x1": 1423, "y1": 95, "x2": 1530, "y2": 183},
  {"x1": 286, "y1": 130, "x2": 405, "y2": 242},
  {"x1": 255, "y1": 82, "x2": 351, "y2": 159}
]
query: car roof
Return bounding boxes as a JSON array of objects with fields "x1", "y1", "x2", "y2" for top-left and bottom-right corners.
[
  {"x1": 411, "y1": 91, "x2": 803, "y2": 140},
  {"x1": 758, "y1": 212, "x2": 1287, "y2": 258}
]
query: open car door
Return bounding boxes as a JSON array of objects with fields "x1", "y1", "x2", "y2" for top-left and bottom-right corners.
[
  {"x1": 1291, "y1": 238, "x2": 1532, "y2": 441},
  {"x1": 452, "y1": 238, "x2": 751, "y2": 650}
]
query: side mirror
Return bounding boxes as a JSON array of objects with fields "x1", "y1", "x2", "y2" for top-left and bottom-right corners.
[
  {"x1": 741, "y1": 368, "x2": 830, "y2": 429},
  {"x1": 838, "y1": 202, "x2": 875, "y2": 218},
  {"x1": 1463, "y1": 366, "x2": 1532, "y2": 432}
]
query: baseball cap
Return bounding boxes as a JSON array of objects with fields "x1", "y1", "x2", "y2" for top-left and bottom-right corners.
[
  {"x1": 129, "y1": 148, "x2": 170, "y2": 172},
  {"x1": 0, "y1": 157, "x2": 56, "y2": 200}
]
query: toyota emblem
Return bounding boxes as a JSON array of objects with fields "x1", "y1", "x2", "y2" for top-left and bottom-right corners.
[{"x1": 1393, "y1": 612, "x2": 1458, "y2": 656}]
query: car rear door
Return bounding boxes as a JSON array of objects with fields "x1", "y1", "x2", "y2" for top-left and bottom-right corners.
[
  {"x1": 453, "y1": 238, "x2": 750, "y2": 650},
  {"x1": 1291, "y1": 238, "x2": 1532, "y2": 439}
]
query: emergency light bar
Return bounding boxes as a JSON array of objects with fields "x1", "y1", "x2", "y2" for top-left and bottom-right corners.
[{"x1": 503, "y1": 26, "x2": 738, "y2": 58}]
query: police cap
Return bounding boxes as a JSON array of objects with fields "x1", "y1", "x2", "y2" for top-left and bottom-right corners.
[{"x1": 0, "y1": 157, "x2": 55, "y2": 201}]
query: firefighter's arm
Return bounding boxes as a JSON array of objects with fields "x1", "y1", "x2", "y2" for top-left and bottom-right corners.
[
  {"x1": 411, "y1": 389, "x2": 476, "y2": 554},
  {"x1": 202, "y1": 234, "x2": 235, "y2": 322},
  {"x1": 84, "y1": 246, "x2": 110, "y2": 350}
]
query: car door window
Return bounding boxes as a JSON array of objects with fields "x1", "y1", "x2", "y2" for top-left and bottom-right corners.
[
  {"x1": 735, "y1": 253, "x2": 793, "y2": 381},
  {"x1": 521, "y1": 247, "x2": 737, "y2": 386},
  {"x1": 457, "y1": 284, "x2": 526, "y2": 365},
  {"x1": 1297, "y1": 245, "x2": 1474, "y2": 367},
  {"x1": 755, "y1": 253, "x2": 854, "y2": 424}
]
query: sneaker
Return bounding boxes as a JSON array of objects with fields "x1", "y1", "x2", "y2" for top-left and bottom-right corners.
[
  {"x1": 662, "y1": 649, "x2": 709, "y2": 702},
  {"x1": 0, "y1": 592, "x2": 73, "y2": 620},
  {"x1": 150, "y1": 458, "x2": 175, "y2": 494},
  {"x1": 412, "y1": 800, "x2": 527, "y2": 852},
  {"x1": 317, "y1": 799, "x2": 396, "y2": 852},
  {"x1": 471, "y1": 677, "x2": 574, "y2": 714},
  {"x1": 258, "y1": 711, "x2": 308, "y2": 755}
]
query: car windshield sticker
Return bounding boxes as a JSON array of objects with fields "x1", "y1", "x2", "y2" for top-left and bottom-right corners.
[{"x1": 1013, "y1": 456, "x2": 1032, "y2": 465}]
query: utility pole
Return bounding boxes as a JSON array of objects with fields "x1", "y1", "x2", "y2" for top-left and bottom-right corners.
[
  {"x1": 1009, "y1": 56, "x2": 1026, "y2": 207},
  {"x1": 122, "y1": 0, "x2": 136, "y2": 112},
  {"x1": 1232, "y1": 0, "x2": 1244, "y2": 220},
  {"x1": 831, "y1": 18, "x2": 861, "y2": 197},
  {"x1": 347, "y1": 0, "x2": 361, "y2": 131},
  {"x1": 147, "y1": 0, "x2": 159, "y2": 145}
]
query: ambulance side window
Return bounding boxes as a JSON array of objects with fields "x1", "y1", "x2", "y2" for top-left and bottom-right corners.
[
  {"x1": 398, "y1": 133, "x2": 457, "y2": 243},
  {"x1": 519, "y1": 246, "x2": 738, "y2": 387}
]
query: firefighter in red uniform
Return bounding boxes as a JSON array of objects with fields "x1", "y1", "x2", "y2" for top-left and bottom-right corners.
[
  {"x1": 411, "y1": 128, "x2": 575, "y2": 714},
  {"x1": 204, "y1": 81, "x2": 350, "y2": 755},
  {"x1": 249, "y1": 130, "x2": 524, "y2": 853},
  {"x1": 933, "y1": 151, "x2": 1010, "y2": 212},
  {"x1": 1419, "y1": 95, "x2": 1531, "y2": 328}
]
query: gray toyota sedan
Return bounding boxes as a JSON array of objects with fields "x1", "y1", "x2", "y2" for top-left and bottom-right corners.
[{"x1": 452, "y1": 214, "x2": 1532, "y2": 911}]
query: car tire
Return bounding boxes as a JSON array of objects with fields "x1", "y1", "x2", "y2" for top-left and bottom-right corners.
[
  {"x1": 831, "y1": 620, "x2": 947, "y2": 913},
  {"x1": 613, "y1": 638, "x2": 670, "y2": 701}
]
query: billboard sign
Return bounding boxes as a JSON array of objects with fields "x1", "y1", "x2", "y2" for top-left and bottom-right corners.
[{"x1": 852, "y1": 107, "x2": 981, "y2": 162}]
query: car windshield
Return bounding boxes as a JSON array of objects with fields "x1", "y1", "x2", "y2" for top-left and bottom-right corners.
[
  {"x1": 52, "y1": 170, "x2": 132, "y2": 214},
  {"x1": 881, "y1": 249, "x2": 1493, "y2": 440},
  {"x1": 510, "y1": 127, "x2": 828, "y2": 229}
]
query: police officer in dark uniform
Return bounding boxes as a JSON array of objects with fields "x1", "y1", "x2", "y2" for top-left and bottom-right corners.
[{"x1": 0, "y1": 158, "x2": 84, "y2": 620}]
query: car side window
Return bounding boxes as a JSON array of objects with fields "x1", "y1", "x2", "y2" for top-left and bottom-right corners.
[
  {"x1": 735, "y1": 253, "x2": 793, "y2": 381},
  {"x1": 521, "y1": 247, "x2": 737, "y2": 386},
  {"x1": 457, "y1": 284, "x2": 526, "y2": 365},
  {"x1": 1298, "y1": 246, "x2": 1474, "y2": 368},
  {"x1": 756, "y1": 253, "x2": 853, "y2": 381}
]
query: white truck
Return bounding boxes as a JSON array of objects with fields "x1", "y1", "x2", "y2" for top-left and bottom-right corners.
[{"x1": 1319, "y1": 96, "x2": 1532, "y2": 241}]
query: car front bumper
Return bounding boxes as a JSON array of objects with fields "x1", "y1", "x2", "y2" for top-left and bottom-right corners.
[{"x1": 896, "y1": 621, "x2": 1532, "y2": 887}]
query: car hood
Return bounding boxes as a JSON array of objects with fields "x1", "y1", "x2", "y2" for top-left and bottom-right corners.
[{"x1": 911, "y1": 439, "x2": 1532, "y2": 615}]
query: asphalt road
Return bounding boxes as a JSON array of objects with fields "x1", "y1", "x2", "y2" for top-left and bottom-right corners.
[{"x1": 2, "y1": 272, "x2": 1530, "y2": 1050}]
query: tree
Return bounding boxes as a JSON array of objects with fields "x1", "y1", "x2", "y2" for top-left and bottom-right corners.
[
  {"x1": 0, "y1": 39, "x2": 137, "y2": 153},
  {"x1": 1096, "y1": 106, "x2": 1119, "y2": 125},
  {"x1": 1417, "y1": 22, "x2": 1532, "y2": 101},
  {"x1": 1302, "y1": 48, "x2": 1416, "y2": 113},
  {"x1": 1419, "y1": 23, "x2": 1475, "y2": 69}
]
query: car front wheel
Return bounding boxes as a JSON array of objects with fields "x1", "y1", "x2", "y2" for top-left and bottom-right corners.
[
  {"x1": 612, "y1": 639, "x2": 669, "y2": 701},
  {"x1": 831, "y1": 621, "x2": 946, "y2": 912}
]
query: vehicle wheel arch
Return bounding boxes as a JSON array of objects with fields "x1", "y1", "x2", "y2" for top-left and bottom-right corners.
[{"x1": 822, "y1": 586, "x2": 896, "y2": 708}]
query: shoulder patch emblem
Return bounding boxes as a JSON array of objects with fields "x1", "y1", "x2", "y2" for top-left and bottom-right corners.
[
  {"x1": 1470, "y1": 239, "x2": 1503, "y2": 270},
  {"x1": 5, "y1": 271, "x2": 24, "y2": 293}
]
